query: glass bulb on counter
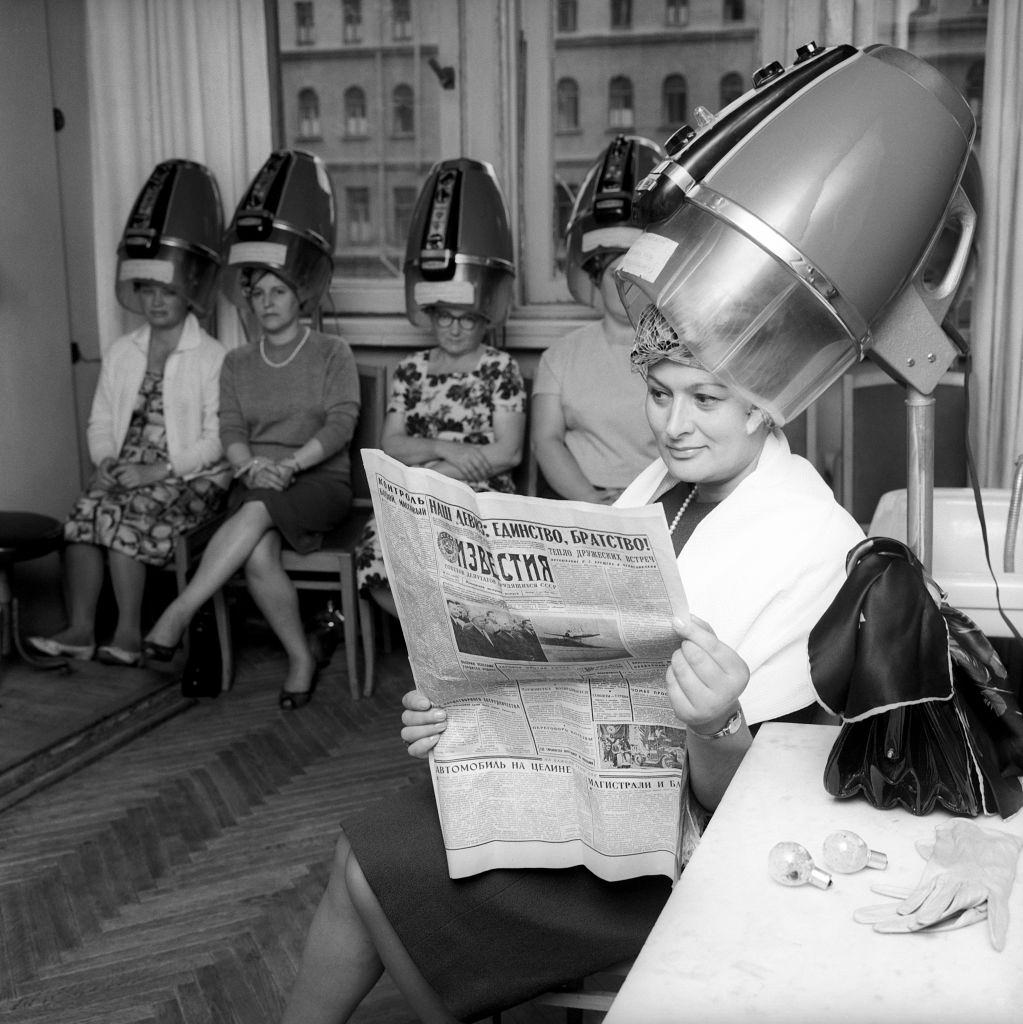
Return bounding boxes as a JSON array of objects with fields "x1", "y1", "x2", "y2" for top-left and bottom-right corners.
[
  {"x1": 822, "y1": 830, "x2": 888, "y2": 873},
  {"x1": 768, "y1": 841, "x2": 833, "y2": 889}
]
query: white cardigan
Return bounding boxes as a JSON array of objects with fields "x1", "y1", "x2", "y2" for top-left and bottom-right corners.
[
  {"x1": 616, "y1": 431, "x2": 864, "y2": 724},
  {"x1": 87, "y1": 313, "x2": 228, "y2": 483}
]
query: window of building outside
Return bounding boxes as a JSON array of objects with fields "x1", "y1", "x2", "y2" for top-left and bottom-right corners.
[
  {"x1": 665, "y1": 0, "x2": 688, "y2": 26},
  {"x1": 719, "y1": 70, "x2": 744, "y2": 107},
  {"x1": 343, "y1": 0, "x2": 363, "y2": 44},
  {"x1": 663, "y1": 74, "x2": 687, "y2": 127},
  {"x1": 557, "y1": 78, "x2": 580, "y2": 133},
  {"x1": 392, "y1": 0, "x2": 412, "y2": 40},
  {"x1": 269, "y1": 1, "x2": 988, "y2": 325},
  {"x1": 558, "y1": 0, "x2": 578, "y2": 33},
  {"x1": 610, "y1": 0, "x2": 632, "y2": 30},
  {"x1": 295, "y1": 1, "x2": 314, "y2": 45},
  {"x1": 344, "y1": 86, "x2": 368, "y2": 137},
  {"x1": 392, "y1": 84, "x2": 414, "y2": 136},
  {"x1": 298, "y1": 87, "x2": 320, "y2": 138},
  {"x1": 391, "y1": 186, "x2": 418, "y2": 247},
  {"x1": 608, "y1": 76, "x2": 634, "y2": 129},
  {"x1": 347, "y1": 187, "x2": 373, "y2": 244}
]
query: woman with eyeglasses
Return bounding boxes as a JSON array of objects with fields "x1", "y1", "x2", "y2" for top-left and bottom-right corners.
[{"x1": 355, "y1": 301, "x2": 526, "y2": 617}]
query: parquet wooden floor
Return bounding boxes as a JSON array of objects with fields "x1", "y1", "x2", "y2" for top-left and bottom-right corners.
[{"x1": 0, "y1": 636, "x2": 569, "y2": 1024}]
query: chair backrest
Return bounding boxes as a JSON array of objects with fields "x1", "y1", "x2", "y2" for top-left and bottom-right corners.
[{"x1": 351, "y1": 362, "x2": 389, "y2": 511}]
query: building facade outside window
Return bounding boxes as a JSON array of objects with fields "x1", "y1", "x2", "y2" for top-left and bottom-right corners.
[
  {"x1": 347, "y1": 187, "x2": 373, "y2": 244},
  {"x1": 297, "y1": 87, "x2": 320, "y2": 138},
  {"x1": 295, "y1": 1, "x2": 315, "y2": 45},
  {"x1": 391, "y1": 186, "x2": 418, "y2": 246},
  {"x1": 392, "y1": 0, "x2": 412, "y2": 40},
  {"x1": 719, "y1": 71, "x2": 744, "y2": 107},
  {"x1": 558, "y1": 0, "x2": 578, "y2": 33},
  {"x1": 665, "y1": 0, "x2": 688, "y2": 27},
  {"x1": 392, "y1": 84, "x2": 415, "y2": 136},
  {"x1": 344, "y1": 86, "x2": 369, "y2": 137},
  {"x1": 608, "y1": 75, "x2": 634, "y2": 129},
  {"x1": 343, "y1": 0, "x2": 363, "y2": 44},
  {"x1": 662, "y1": 74, "x2": 687, "y2": 127},
  {"x1": 557, "y1": 78, "x2": 580, "y2": 132},
  {"x1": 610, "y1": 0, "x2": 632, "y2": 30}
]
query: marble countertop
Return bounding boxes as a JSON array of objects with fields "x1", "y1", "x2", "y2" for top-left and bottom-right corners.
[{"x1": 605, "y1": 723, "x2": 1023, "y2": 1024}]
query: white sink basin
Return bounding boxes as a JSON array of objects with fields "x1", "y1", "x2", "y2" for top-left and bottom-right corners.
[{"x1": 868, "y1": 488, "x2": 1023, "y2": 637}]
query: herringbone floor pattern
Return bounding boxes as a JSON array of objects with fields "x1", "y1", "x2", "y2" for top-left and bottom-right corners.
[{"x1": 0, "y1": 638, "x2": 566, "y2": 1024}]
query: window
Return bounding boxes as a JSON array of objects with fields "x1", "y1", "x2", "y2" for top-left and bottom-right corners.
[
  {"x1": 347, "y1": 187, "x2": 372, "y2": 244},
  {"x1": 343, "y1": 0, "x2": 362, "y2": 44},
  {"x1": 557, "y1": 0, "x2": 577, "y2": 33},
  {"x1": 392, "y1": 0, "x2": 412, "y2": 41},
  {"x1": 723, "y1": 0, "x2": 745, "y2": 21},
  {"x1": 295, "y1": 1, "x2": 315, "y2": 45},
  {"x1": 392, "y1": 84, "x2": 414, "y2": 136},
  {"x1": 392, "y1": 186, "x2": 418, "y2": 246},
  {"x1": 665, "y1": 0, "x2": 688, "y2": 26},
  {"x1": 298, "y1": 87, "x2": 320, "y2": 138},
  {"x1": 610, "y1": 0, "x2": 632, "y2": 30},
  {"x1": 344, "y1": 86, "x2": 368, "y2": 137},
  {"x1": 608, "y1": 76, "x2": 634, "y2": 129},
  {"x1": 556, "y1": 78, "x2": 579, "y2": 133},
  {"x1": 663, "y1": 74, "x2": 687, "y2": 127},
  {"x1": 719, "y1": 71, "x2": 744, "y2": 108}
]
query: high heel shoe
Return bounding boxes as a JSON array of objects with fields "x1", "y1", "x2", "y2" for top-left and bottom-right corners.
[
  {"x1": 27, "y1": 636, "x2": 95, "y2": 661},
  {"x1": 278, "y1": 688, "x2": 314, "y2": 710},
  {"x1": 142, "y1": 638, "x2": 180, "y2": 662}
]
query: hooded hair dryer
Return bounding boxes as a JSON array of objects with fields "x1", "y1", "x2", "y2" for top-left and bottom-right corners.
[
  {"x1": 616, "y1": 42, "x2": 976, "y2": 428},
  {"x1": 116, "y1": 159, "x2": 223, "y2": 317},
  {"x1": 404, "y1": 157, "x2": 515, "y2": 328},
  {"x1": 564, "y1": 134, "x2": 666, "y2": 307},
  {"x1": 221, "y1": 150, "x2": 336, "y2": 319}
]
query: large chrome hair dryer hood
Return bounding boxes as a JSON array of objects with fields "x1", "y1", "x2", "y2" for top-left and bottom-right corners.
[{"x1": 616, "y1": 42, "x2": 976, "y2": 426}]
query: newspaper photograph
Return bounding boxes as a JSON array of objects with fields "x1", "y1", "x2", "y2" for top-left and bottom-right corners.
[{"x1": 363, "y1": 449, "x2": 692, "y2": 883}]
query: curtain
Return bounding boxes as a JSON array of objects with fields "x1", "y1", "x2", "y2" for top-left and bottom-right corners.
[
  {"x1": 86, "y1": 0, "x2": 272, "y2": 353},
  {"x1": 970, "y1": 1, "x2": 1023, "y2": 487}
]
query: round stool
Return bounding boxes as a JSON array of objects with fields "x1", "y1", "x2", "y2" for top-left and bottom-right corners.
[{"x1": 0, "y1": 511, "x2": 66, "y2": 670}]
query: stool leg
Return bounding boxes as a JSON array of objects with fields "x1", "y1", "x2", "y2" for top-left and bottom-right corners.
[
  {"x1": 359, "y1": 596, "x2": 377, "y2": 698},
  {"x1": 338, "y1": 561, "x2": 360, "y2": 700}
]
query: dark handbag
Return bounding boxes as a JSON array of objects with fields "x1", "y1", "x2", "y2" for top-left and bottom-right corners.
[
  {"x1": 810, "y1": 537, "x2": 1023, "y2": 819},
  {"x1": 180, "y1": 602, "x2": 223, "y2": 699}
]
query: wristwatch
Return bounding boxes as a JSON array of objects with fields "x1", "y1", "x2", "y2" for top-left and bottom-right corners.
[{"x1": 689, "y1": 707, "x2": 744, "y2": 741}]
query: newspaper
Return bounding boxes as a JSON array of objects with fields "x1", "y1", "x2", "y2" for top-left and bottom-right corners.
[{"x1": 364, "y1": 449, "x2": 692, "y2": 883}]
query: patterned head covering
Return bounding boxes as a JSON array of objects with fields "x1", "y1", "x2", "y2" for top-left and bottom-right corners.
[{"x1": 629, "y1": 304, "x2": 702, "y2": 377}]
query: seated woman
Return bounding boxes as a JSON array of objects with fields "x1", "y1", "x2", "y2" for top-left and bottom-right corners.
[
  {"x1": 357, "y1": 156, "x2": 526, "y2": 620},
  {"x1": 355, "y1": 304, "x2": 526, "y2": 618},
  {"x1": 280, "y1": 304, "x2": 865, "y2": 1024},
  {"x1": 532, "y1": 135, "x2": 664, "y2": 504},
  {"x1": 29, "y1": 278, "x2": 228, "y2": 667},
  {"x1": 143, "y1": 268, "x2": 360, "y2": 708}
]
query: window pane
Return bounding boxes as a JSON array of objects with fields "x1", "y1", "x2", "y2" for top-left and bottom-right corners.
[{"x1": 274, "y1": 0, "x2": 443, "y2": 292}]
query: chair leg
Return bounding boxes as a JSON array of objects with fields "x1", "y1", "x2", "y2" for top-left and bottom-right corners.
[
  {"x1": 359, "y1": 596, "x2": 377, "y2": 697},
  {"x1": 338, "y1": 559, "x2": 361, "y2": 700},
  {"x1": 212, "y1": 590, "x2": 234, "y2": 691}
]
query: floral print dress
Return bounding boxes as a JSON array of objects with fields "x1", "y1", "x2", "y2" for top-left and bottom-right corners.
[
  {"x1": 64, "y1": 370, "x2": 225, "y2": 567},
  {"x1": 356, "y1": 346, "x2": 525, "y2": 595}
]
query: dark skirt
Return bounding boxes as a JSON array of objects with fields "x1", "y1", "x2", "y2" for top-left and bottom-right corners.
[
  {"x1": 226, "y1": 468, "x2": 352, "y2": 554},
  {"x1": 345, "y1": 777, "x2": 671, "y2": 1022}
]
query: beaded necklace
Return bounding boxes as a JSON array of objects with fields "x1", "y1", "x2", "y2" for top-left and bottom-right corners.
[
  {"x1": 260, "y1": 327, "x2": 311, "y2": 369},
  {"x1": 667, "y1": 484, "x2": 699, "y2": 536}
]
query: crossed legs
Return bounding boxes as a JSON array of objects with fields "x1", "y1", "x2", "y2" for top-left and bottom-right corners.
[
  {"x1": 146, "y1": 501, "x2": 314, "y2": 693},
  {"x1": 282, "y1": 832, "x2": 458, "y2": 1024}
]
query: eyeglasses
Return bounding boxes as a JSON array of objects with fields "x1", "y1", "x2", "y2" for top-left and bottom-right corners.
[{"x1": 433, "y1": 310, "x2": 483, "y2": 331}]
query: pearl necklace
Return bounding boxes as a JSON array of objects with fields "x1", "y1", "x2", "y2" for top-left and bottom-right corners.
[
  {"x1": 668, "y1": 484, "x2": 699, "y2": 536},
  {"x1": 260, "y1": 327, "x2": 311, "y2": 368}
]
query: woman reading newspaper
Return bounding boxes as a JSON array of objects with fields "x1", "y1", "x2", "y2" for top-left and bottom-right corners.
[{"x1": 282, "y1": 304, "x2": 864, "y2": 1024}]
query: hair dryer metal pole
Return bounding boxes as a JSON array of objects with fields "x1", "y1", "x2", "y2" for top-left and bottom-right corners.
[{"x1": 906, "y1": 388, "x2": 935, "y2": 570}]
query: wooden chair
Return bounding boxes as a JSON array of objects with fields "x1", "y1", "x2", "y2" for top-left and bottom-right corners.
[{"x1": 174, "y1": 361, "x2": 389, "y2": 698}]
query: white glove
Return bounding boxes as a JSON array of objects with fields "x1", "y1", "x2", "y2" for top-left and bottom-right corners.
[{"x1": 853, "y1": 818, "x2": 1022, "y2": 951}]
